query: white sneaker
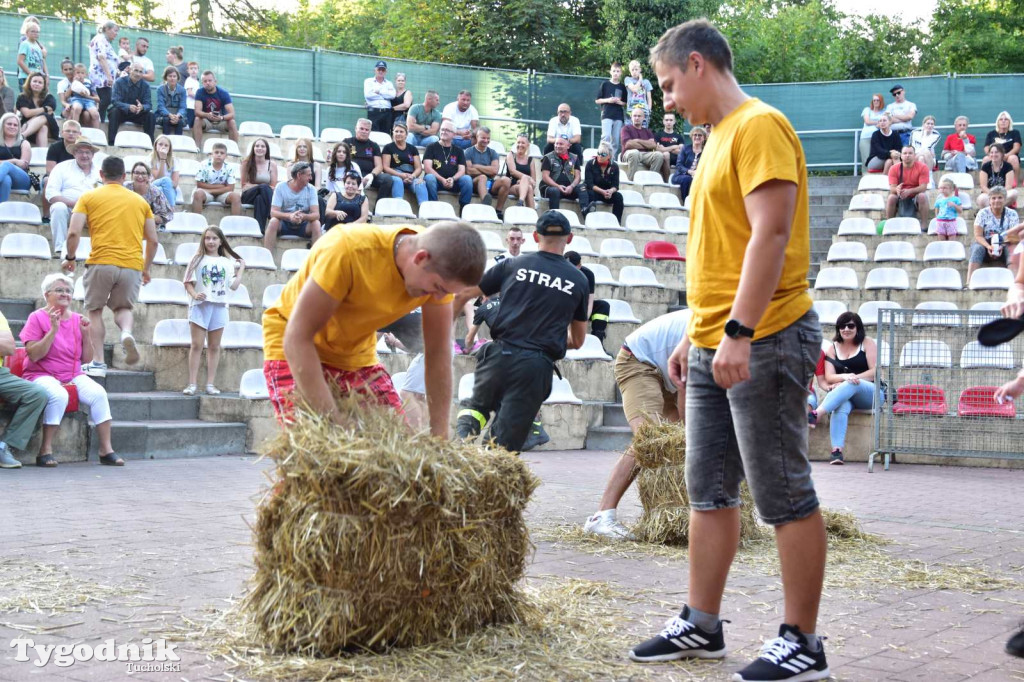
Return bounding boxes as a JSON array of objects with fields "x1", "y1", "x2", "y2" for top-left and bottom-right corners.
[
  {"x1": 583, "y1": 509, "x2": 635, "y2": 540},
  {"x1": 0, "y1": 444, "x2": 22, "y2": 469},
  {"x1": 121, "y1": 332, "x2": 139, "y2": 365}
]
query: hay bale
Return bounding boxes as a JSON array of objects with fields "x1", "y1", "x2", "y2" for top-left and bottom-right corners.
[
  {"x1": 631, "y1": 421, "x2": 765, "y2": 546},
  {"x1": 244, "y1": 397, "x2": 539, "y2": 656}
]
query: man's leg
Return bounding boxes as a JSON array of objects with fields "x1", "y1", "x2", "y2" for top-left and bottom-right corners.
[
  {"x1": 916, "y1": 193, "x2": 930, "y2": 222},
  {"x1": 50, "y1": 203, "x2": 70, "y2": 253},
  {"x1": 544, "y1": 185, "x2": 561, "y2": 211},
  {"x1": 456, "y1": 175, "x2": 473, "y2": 208},
  {"x1": 590, "y1": 299, "x2": 610, "y2": 342},
  {"x1": 424, "y1": 174, "x2": 438, "y2": 201},
  {"x1": 88, "y1": 308, "x2": 106, "y2": 363},
  {"x1": 141, "y1": 110, "x2": 156, "y2": 141},
  {"x1": 885, "y1": 193, "x2": 897, "y2": 218},
  {"x1": 493, "y1": 176, "x2": 511, "y2": 212},
  {"x1": 647, "y1": 151, "x2": 664, "y2": 175},
  {"x1": 192, "y1": 118, "x2": 205, "y2": 146},
  {"x1": 625, "y1": 150, "x2": 640, "y2": 180},
  {"x1": 455, "y1": 342, "x2": 504, "y2": 439},
  {"x1": 0, "y1": 368, "x2": 48, "y2": 453},
  {"x1": 488, "y1": 352, "x2": 552, "y2": 452},
  {"x1": 107, "y1": 107, "x2": 123, "y2": 145}
]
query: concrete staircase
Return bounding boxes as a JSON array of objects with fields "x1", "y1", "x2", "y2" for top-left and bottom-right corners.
[
  {"x1": 585, "y1": 402, "x2": 632, "y2": 451},
  {"x1": 809, "y1": 175, "x2": 860, "y2": 282}
]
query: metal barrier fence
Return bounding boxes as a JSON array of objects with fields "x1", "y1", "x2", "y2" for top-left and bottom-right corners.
[{"x1": 872, "y1": 308, "x2": 1024, "y2": 471}]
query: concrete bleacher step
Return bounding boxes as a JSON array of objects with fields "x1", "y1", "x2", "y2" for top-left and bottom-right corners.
[
  {"x1": 0, "y1": 297, "x2": 33, "y2": 338},
  {"x1": 584, "y1": 403, "x2": 631, "y2": 450},
  {"x1": 87, "y1": 419, "x2": 248, "y2": 460},
  {"x1": 107, "y1": 392, "x2": 200, "y2": 421}
]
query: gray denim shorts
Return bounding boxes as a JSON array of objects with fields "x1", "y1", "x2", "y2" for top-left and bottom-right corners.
[{"x1": 685, "y1": 309, "x2": 822, "y2": 526}]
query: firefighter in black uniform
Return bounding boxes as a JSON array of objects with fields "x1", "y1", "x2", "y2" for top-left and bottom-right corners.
[{"x1": 454, "y1": 211, "x2": 589, "y2": 452}]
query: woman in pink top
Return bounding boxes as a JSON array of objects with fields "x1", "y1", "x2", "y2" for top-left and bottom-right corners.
[{"x1": 19, "y1": 274, "x2": 120, "y2": 467}]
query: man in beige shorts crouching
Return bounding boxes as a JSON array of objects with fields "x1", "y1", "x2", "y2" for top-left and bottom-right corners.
[
  {"x1": 62, "y1": 156, "x2": 159, "y2": 378},
  {"x1": 583, "y1": 308, "x2": 690, "y2": 539}
]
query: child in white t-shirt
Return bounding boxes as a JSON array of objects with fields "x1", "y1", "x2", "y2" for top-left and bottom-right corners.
[
  {"x1": 184, "y1": 61, "x2": 200, "y2": 129},
  {"x1": 183, "y1": 226, "x2": 246, "y2": 395}
]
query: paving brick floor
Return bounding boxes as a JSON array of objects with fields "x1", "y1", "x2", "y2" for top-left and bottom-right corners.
[{"x1": 1, "y1": 452, "x2": 1023, "y2": 681}]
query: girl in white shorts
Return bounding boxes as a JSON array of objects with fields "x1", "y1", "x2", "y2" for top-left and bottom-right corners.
[{"x1": 182, "y1": 226, "x2": 245, "y2": 395}]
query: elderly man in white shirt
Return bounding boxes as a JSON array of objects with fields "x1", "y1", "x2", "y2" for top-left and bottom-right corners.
[
  {"x1": 544, "y1": 102, "x2": 584, "y2": 160},
  {"x1": 46, "y1": 140, "x2": 102, "y2": 252},
  {"x1": 441, "y1": 90, "x2": 479, "y2": 149},
  {"x1": 363, "y1": 60, "x2": 396, "y2": 133}
]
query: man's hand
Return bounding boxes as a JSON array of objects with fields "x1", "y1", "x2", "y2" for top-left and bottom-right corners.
[
  {"x1": 141, "y1": 268, "x2": 151, "y2": 285},
  {"x1": 711, "y1": 336, "x2": 751, "y2": 389},
  {"x1": 79, "y1": 315, "x2": 90, "y2": 329},
  {"x1": 193, "y1": 292, "x2": 207, "y2": 302},
  {"x1": 667, "y1": 337, "x2": 690, "y2": 390},
  {"x1": 994, "y1": 376, "x2": 1024, "y2": 404},
  {"x1": 1002, "y1": 300, "x2": 1024, "y2": 318},
  {"x1": 61, "y1": 259, "x2": 76, "y2": 274}
]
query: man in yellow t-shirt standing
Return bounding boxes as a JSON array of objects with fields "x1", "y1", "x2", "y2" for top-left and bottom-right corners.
[
  {"x1": 629, "y1": 20, "x2": 829, "y2": 682},
  {"x1": 62, "y1": 156, "x2": 159, "y2": 378},
  {"x1": 261, "y1": 221, "x2": 486, "y2": 438}
]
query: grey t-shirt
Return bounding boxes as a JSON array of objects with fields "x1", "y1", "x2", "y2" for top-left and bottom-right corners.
[
  {"x1": 272, "y1": 181, "x2": 317, "y2": 214},
  {"x1": 464, "y1": 145, "x2": 499, "y2": 168},
  {"x1": 408, "y1": 104, "x2": 442, "y2": 135}
]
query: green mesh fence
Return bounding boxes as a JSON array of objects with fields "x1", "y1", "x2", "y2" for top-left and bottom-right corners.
[{"x1": 4, "y1": 12, "x2": 1022, "y2": 169}]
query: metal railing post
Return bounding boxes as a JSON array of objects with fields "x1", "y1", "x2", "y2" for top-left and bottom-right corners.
[
  {"x1": 315, "y1": 102, "x2": 320, "y2": 138},
  {"x1": 853, "y1": 131, "x2": 860, "y2": 177}
]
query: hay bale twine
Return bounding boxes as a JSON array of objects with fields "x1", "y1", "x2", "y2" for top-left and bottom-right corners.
[
  {"x1": 631, "y1": 421, "x2": 765, "y2": 546},
  {"x1": 244, "y1": 398, "x2": 539, "y2": 656}
]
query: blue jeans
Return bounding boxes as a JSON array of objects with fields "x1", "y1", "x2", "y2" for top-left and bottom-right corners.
[
  {"x1": 152, "y1": 176, "x2": 177, "y2": 207},
  {"x1": 601, "y1": 118, "x2": 623, "y2": 159},
  {"x1": 424, "y1": 174, "x2": 472, "y2": 205},
  {"x1": 0, "y1": 163, "x2": 31, "y2": 202},
  {"x1": 389, "y1": 175, "x2": 428, "y2": 204},
  {"x1": 945, "y1": 152, "x2": 978, "y2": 173},
  {"x1": 452, "y1": 137, "x2": 473, "y2": 150},
  {"x1": 817, "y1": 379, "x2": 881, "y2": 450},
  {"x1": 409, "y1": 133, "x2": 438, "y2": 147}
]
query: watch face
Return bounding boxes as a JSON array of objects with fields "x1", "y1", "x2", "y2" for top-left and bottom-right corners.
[{"x1": 725, "y1": 319, "x2": 738, "y2": 337}]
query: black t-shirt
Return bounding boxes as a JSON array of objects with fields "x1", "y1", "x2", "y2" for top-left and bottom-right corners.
[
  {"x1": 598, "y1": 80, "x2": 626, "y2": 122},
  {"x1": 472, "y1": 296, "x2": 502, "y2": 328},
  {"x1": 423, "y1": 142, "x2": 466, "y2": 180},
  {"x1": 579, "y1": 265, "x2": 596, "y2": 294},
  {"x1": 382, "y1": 141, "x2": 420, "y2": 173},
  {"x1": 478, "y1": 252, "x2": 589, "y2": 360},
  {"x1": 985, "y1": 129, "x2": 1022, "y2": 154},
  {"x1": 654, "y1": 130, "x2": 685, "y2": 164},
  {"x1": 16, "y1": 93, "x2": 56, "y2": 118},
  {"x1": 0, "y1": 141, "x2": 22, "y2": 161},
  {"x1": 345, "y1": 137, "x2": 381, "y2": 176},
  {"x1": 982, "y1": 161, "x2": 1013, "y2": 189},
  {"x1": 46, "y1": 140, "x2": 74, "y2": 165}
]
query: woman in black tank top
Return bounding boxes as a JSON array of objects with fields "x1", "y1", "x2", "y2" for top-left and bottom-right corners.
[
  {"x1": 807, "y1": 312, "x2": 882, "y2": 465},
  {"x1": 506, "y1": 133, "x2": 537, "y2": 209}
]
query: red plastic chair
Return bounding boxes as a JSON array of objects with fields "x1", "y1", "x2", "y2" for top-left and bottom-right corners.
[
  {"x1": 891, "y1": 384, "x2": 946, "y2": 416},
  {"x1": 3, "y1": 348, "x2": 79, "y2": 413},
  {"x1": 957, "y1": 386, "x2": 1015, "y2": 418},
  {"x1": 643, "y1": 240, "x2": 685, "y2": 262}
]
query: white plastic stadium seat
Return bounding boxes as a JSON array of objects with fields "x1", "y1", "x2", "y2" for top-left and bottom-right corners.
[
  {"x1": 618, "y1": 266, "x2": 664, "y2": 288},
  {"x1": 280, "y1": 249, "x2": 310, "y2": 272},
  {"x1": 968, "y1": 302, "x2": 1002, "y2": 327},
  {"x1": 528, "y1": 144, "x2": 542, "y2": 158},
  {"x1": 570, "y1": 235, "x2": 598, "y2": 257},
  {"x1": 225, "y1": 284, "x2": 253, "y2": 308},
  {"x1": 280, "y1": 124, "x2": 314, "y2": 140},
  {"x1": 368, "y1": 132, "x2": 392, "y2": 148},
  {"x1": 873, "y1": 241, "x2": 916, "y2": 262},
  {"x1": 857, "y1": 301, "x2": 900, "y2": 327},
  {"x1": 147, "y1": 241, "x2": 167, "y2": 265},
  {"x1": 239, "y1": 121, "x2": 274, "y2": 137},
  {"x1": 587, "y1": 263, "x2": 618, "y2": 286},
  {"x1": 173, "y1": 242, "x2": 199, "y2": 265},
  {"x1": 565, "y1": 334, "x2": 612, "y2": 361},
  {"x1": 912, "y1": 301, "x2": 958, "y2": 326},
  {"x1": 857, "y1": 175, "x2": 891, "y2": 192},
  {"x1": 923, "y1": 241, "x2": 966, "y2": 261},
  {"x1": 969, "y1": 267, "x2": 1014, "y2": 291},
  {"x1": 648, "y1": 193, "x2": 684, "y2": 211},
  {"x1": 166, "y1": 212, "x2": 208, "y2": 234},
  {"x1": 458, "y1": 373, "x2": 475, "y2": 402},
  {"x1": 606, "y1": 299, "x2": 641, "y2": 323},
  {"x1": 235, "y1": 245, "x2": 276, "y2": 270},
  {"x1": 881, "y1": 217, "x2": 921, "y2": 236},
  {"x1": 221, "y1": 321, "x2": 263, "y2": 349},
  {"x1": 503, "y1": 206, "x2": 538, "y2": 226},
  {"x1": 114, "y1": 131, "x2": 152, "y2": 150},
  {"x1": 625, "y1": 214, "x2": 662, "y2": 232},
  {"x1": 960, "y1": 341, "x2": 1014, "y2": 369},
  {"x1": 940, "y1": 172, "x2": 974, "y2": 190},
  {"x1": 877, "y1": 340, "x2": 891, "y2": 367},
  {"x1": 220, "y1": 216, "x2": 262, "y2": 237},
  {"x1": 837, "y1": 217, "x2": 876, "y2": 236},
  {"x1": 899, "y1": 340, "x2": 952, "y2": 368},
  {"x1": 585, "y1": 212, "x2": 622, "y2": 231},
  {"x1": 599, "y1": 238, "x2": 639, "y2": 258},
  {"x1": 0, "y1": 201, "x2": 42, "y2": 225},
  {"x1": 864, "y1": 267, "x2": 910, "y2": 290},
  {"x1": 826, "y1": 242, "x2": 867, "y2": 262},
  {"x1": 664, "y1": 216, "x2": 689, "y2": 235},
  {"x1": 239, "y1": 368, "x2": 270, "y2": 399},
  {"x1": 138, "y1": 279, "x2": 189, "y2": 305},
  {"x1": 487, "y1": 140, "x2": 506, "y2": 156},
  {"x1": 683, "y1": 195, "x2": 692, "y2": 211},
  {"x1": 391, "y1": 372, "x2": 408, "y2": 392},
  {"x1": 73, "y1": 277, "x2": 85, "y2": 301},
  {"x1": 176, "y1": 158, "x2": 201, "y2": 177},
  {"x1": 375, "y1": 198, "x2": 416, "y2": 219},
  {"x1": 203, "y1": 138, "x2": 241, "y2": 156},
  {"x1": 632, "y1": 170, "x2": 668, "y2": 187},
  {"x1": 0, "y1": 233, "x2": 49, "y2": 259},
  {"x1": 813, "y1": 267, "x2": 859, "y2": 290},
  {"x1": 849, "y1": 194, "x2": 885, "y2": 211},
  {"x1": 916, "y1": 267, "x2": 962, "y2": 290},
  {"x1": 320, "y1": 128, "x2": 352, "y2": 144},
  {"x1": 79, "y1": 127, "x2": 106, "y2": 146},
  {"x1": 165, "y1": 135, "x2": 199, "y2": 154},
  {"x1": 619, "y1": 190, "x2": 647, "y2": 207},
  {"x1": 462, "y1": 204, "x2": 501, "y2": 224},
  {"x1": 544, "y1": 375, "x2": 582, "y2": 404},
  {"x1": 29, "y1": 146, "x2": 47, "y2": 168},
  {"x1": 262, "y1": 283, "x2": 284, "y2": 309},
  {"x1": 152, "y1": 319, "x2": 192, "y2": 347},
  {"x1": 553, "y1": 209, "x2": 581, "y2": 227},
  {"x1": 927, "y1": 217, "x2": 968, "y2": 236},
  {"x1": 478, "y1": 230, "x2": 505, "y2": 252},
  {"x1": 812, "y1": 300, "x2": 847, "y2": 325},
  {"x1": 418, "y1": 201, "x2": 457, "y2": 221}
]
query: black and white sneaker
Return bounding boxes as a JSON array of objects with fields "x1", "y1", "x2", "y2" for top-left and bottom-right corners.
[
  {"x1": 732, "y1": 624, "x2": 829, "y2": 681},
  {"x1": 629, "y1": 606, "x2": 726, "y2": 662}
]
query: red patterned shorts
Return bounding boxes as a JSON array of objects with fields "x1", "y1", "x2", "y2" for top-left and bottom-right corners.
[{"x1": 263, "y1": 360, "x2": 403, "y2": 423}]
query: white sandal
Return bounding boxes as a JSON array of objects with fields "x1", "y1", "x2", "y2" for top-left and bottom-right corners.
[
  {"x1": 182, "y1": 384, "x2": 197, "y2": 396},
  {"x1": 205, "y1": 384, "x2": 221, "y2": 395}
]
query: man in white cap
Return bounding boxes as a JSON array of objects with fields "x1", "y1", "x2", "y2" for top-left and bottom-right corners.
[{"x1": 364, "y1": 60, "x2": 396, "y2": 133}]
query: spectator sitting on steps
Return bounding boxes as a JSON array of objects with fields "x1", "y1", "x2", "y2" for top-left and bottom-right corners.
[
  {"x1": 967, "y1": 186, "x2": 1020, "y2": 284},
  {"x1": 192, "y1": 71, "x2": 239, "y2": 147},
  {"x1": 46, "y1": 139, "x2": 101, "y2": 253},
  {"x1": 886, "y1": 146, "x2": 930, "y2": 222},
  {"x1": 407, "y1": 89, "x2": 442, "y2": 147},
  {"x1": 620, "y1": 106, "x2": 664, "y2": 180},
  {"x1": 263, "y1": 161, "x2": 322, "y2": 251},
  {"x1": 441, "y1": 90, "x2": 479, "y2": 150},
  {"x1": 107, "y1": 63, "x2": 155, "y2": 146},
  {"x1": 941, "y1": 116, "x2": 977, "y2": 173},
  {"x1": 866, "y1": 113, "x2": 901, "y2": 173},
  {"x1": 544, "y1": 103, "x2": 584, "y2": 160},
  {"x1": 191, "y1": 141, "x2": 242, "y2": 217},
  {"x1": 0, "y1": 309, "x2": 48, "y2": 470},
  {"x1": 984, "y1": 111, "x2": 1022, "y2": 186},
  {"x1": 580, "y1": 140, "x2": 624, "y2": 222},
  {"x1": 978, "y1": 143, "x2": 1019, "y2": 210},
  {"x1": 464, "y1": 126, "x2": 512, "y2": 220},
  {"x1": 541, "y1": 134, "x2": 586, "y2": 213}
]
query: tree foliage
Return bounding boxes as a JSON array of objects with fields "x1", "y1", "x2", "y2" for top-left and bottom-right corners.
[{"x1": 925, "y1": 0, "x2": 1024, "y2": 74}]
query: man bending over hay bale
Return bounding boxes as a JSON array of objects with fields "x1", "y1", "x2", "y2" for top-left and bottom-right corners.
[{"x1": 262, "y1": 221, "x2": 486, "y2": 436}]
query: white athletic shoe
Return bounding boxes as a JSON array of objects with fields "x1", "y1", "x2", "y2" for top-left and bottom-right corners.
[{"x1": 583, "y1": 509, "x2": 635, "y2": 540}]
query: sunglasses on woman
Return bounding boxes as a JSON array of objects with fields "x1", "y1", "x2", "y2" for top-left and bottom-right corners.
[{"x1": 840, "y1": 322, "x2": 857, "y2": 330}]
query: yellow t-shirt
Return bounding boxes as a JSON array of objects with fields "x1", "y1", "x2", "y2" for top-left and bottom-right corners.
[
  {"x1": 73, "y1": 183, "x2": 153, "y2": 270},
  {"x1": 686, "y1": 98, "x2": 812, "y2": 349},
  {"x1": 262, "y1": 224, "x2": 452, "y2": 371}
]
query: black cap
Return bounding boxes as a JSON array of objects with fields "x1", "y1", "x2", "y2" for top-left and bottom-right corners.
[
  {"x1": 375, "y1": 60, "x2": 387, "y2": 70},
  {"x1": 536, "y1": 210, "x2": 572, "y2": 236},
  {"x1": 889, "y1": 84, "x2": 904, "y2": 94}
]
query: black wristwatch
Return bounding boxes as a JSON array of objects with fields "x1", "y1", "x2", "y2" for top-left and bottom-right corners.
[
  {"x1": 63, "y1": 253, "x2": 76, "y2": 262},
  {"x1": 724, "y1": 318, "x2": 754, "y2": 340}
]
